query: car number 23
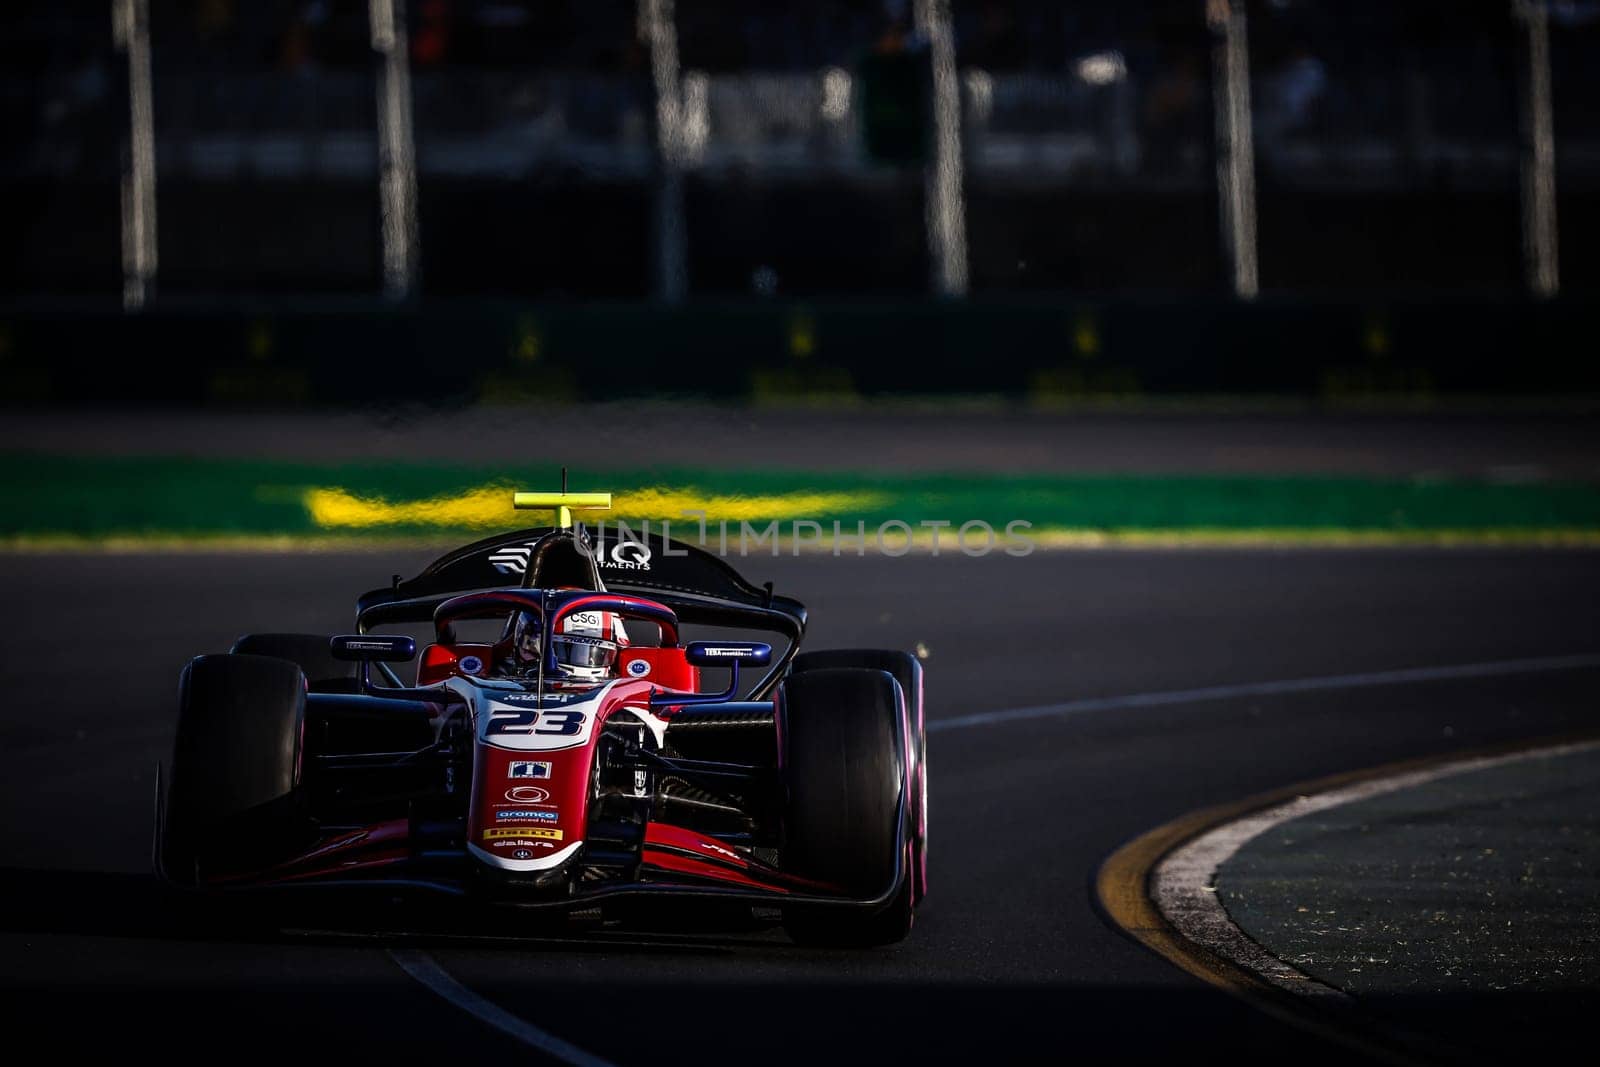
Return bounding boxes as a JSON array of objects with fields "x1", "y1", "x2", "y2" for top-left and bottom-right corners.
[{"x1": 486, "y1": 708, "x2": 585, "y2": 736}]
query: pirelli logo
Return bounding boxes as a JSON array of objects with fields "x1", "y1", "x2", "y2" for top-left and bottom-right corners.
[{"x1": 482, "y1": 827, "x2": 563, "y2": 841}]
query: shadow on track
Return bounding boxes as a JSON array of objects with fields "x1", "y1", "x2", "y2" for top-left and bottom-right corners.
[{"x1": 0, "y1": 866, "x2": 779, "y2": 955}]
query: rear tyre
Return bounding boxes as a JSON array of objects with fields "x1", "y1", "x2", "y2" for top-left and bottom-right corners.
[
  {"x1": 792, "y1": 649, "x2": 927, "y2": 903},
  {"x1": 160, "y1": 654, "x2": 311, "y2": 885},
  {"x1": 778, "y1": 667, "x2": 914, "y2": 947},
  {"x1": 231, "y1": 633, "x2": 358, "y2": 693}
]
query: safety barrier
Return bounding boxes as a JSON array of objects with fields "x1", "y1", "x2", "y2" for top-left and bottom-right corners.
[{"x1": 0, "y1": 297, "x2": 1593, "y2": 407}]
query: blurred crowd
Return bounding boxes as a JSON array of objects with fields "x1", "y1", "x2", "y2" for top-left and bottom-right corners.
[
  {"x1": 10, "y1": 0, "x2": 1597, "y2": 181},
  {"x1": 5, "y1": 0, "x2": 1600, "y2": 296}
]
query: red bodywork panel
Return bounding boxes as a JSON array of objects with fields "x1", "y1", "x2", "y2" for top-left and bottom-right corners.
[
  {"x1": 417, "y1": 642, "x2": 496, "y2": 685},
  {"x1": 617, "y1": 647, "x2": 700, "y2": 690},
  {"x1": 466, "y1": 677, "x2": 720, "y2": 878}
]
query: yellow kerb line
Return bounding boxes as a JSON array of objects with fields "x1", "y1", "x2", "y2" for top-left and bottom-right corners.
[{"x1": 512, "y1": 491, "x2": 613, "y2": 529}]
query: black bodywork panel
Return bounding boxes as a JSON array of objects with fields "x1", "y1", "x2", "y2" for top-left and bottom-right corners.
[{"x1": 354, "y1": 525, "x2": 807, "y2": 697}]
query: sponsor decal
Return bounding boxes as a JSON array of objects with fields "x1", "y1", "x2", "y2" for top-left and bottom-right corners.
[
  {"x1": 459, "y1": 655, "x2": 484, "y2": 675},
  {"x1": 505, "y1": 786, "x2": 551, "y2": 804},
  {"x1": 495, "y1": 809, "x2": 560, "y2": 822},
  {"x1": 601, "y1": 538, "x2": 652, "y2": 571},
  {"x1": 513, "y1": 849, "x2": 532, "y2": 860},
  {"x1": 702, "y1": 646, "x2": 754, "y2": 658},
  {"x1": 489, "y1": 543, "x2": 535, "y2": 575},
  {"x1": 564, "y1": 611, "x2": 602, "y2": 634},
  {"x1": 699, "y1": 841, "x2": 742, "y2": 861},
  {"x1": 491, "y1": 533, "x2": 650, "y2": 573},
  {"x1": 484, "y1": 827, "x2": 563, "y2": 841},
  {"x1": 508, "y1": 761, "x2": 552, "y2": 779},
  {"x1": 500, "y1": 691, "x2": 575, "y2": 705},
  {"x1": 625, "y1": 658, "x2": 651, "y2": 678},
  {"x1": 339, "y1": 639, "x2": 402, "y2": 653}
]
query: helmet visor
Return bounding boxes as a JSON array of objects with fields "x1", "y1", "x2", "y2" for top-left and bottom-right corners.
[{"x1": 552, "y1": 634, "x2": 618, "y2": 672}]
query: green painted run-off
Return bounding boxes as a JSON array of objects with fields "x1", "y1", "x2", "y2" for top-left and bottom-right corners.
[{"x1": 2, "y1": 455, "x2": 1599, "y2": 543}]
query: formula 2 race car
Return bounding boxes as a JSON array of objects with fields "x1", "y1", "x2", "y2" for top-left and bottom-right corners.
[{"x1": 155, "y1": 488, "x2": 926, "y2": 946}]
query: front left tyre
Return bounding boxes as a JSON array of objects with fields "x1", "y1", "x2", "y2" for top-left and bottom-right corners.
[
  {"x1": 790, "y1": 649, "x2": 927, "y2": 904},
  {"x1": 777, "y1": 666, "x2": 915, "y2": 947}
]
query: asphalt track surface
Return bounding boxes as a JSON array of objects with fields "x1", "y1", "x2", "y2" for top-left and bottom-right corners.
[{"x1": 2, "y1": 548, "x2": 1598, "y2": 1064}]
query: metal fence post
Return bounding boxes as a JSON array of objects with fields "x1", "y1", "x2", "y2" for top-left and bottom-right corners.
[
  {"x1": 1208, "y1": 0, "x2": 1258, "y2": 299},
  {"x1": 371, "y1": 0, "x2": 419, "y2": 300},
  {"x1": 641, "y1": 0, "x2": 688, "y2": 303},
  {"x1": 1514, "y1": 0, "x2": 1559, "y2": 298},
  {"x1": 915, "y1": 0, "x2": 969, "y2": 297},
  {"x1": 113, "y1": 0, "x2": 157, "y2": 310}
]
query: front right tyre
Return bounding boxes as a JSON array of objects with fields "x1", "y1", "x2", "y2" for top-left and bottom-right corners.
[{"x1": 159, "y1": 653, "x2": 312, "y2": 885}]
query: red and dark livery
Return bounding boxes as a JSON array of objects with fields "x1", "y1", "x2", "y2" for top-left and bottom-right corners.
[{"x1": 155, "y1": 510, "x2": 927, "y2": 946}]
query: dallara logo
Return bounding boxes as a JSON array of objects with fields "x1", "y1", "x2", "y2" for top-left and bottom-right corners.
[{"x1": 483, "y1": 827, "x2": 562, "y2": 841}]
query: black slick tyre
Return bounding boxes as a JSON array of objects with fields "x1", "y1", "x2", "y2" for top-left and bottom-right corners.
[
  {"x1": 160, "y1": 653, "x2": 310, "y2": 884},
  {"x1": 791, "y1": 649, "x2": 927, "y2": 903},
  {"x1": 777, "y1": 666, "x2": 913, "y2": 947}
]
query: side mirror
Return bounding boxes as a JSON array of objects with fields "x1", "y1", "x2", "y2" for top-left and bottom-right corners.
[
  {"x1": 330, "y1": 635, "x2": 417, "y2": 663},
  {"x1": 683, "y1": 641, "x2": 772, "y2": 668},
  {"x1": 653, "y1": 641, "x2": 774, "y2": 709}
]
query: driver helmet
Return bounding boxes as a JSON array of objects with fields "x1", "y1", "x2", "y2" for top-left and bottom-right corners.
[{"x1": 510, "y1": 603, "x2": 629, "y2": 684}]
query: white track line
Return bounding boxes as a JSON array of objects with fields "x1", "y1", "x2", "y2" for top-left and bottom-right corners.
[
  {"x1": 928, "y1": 652, "x2": 1600, "y2": 733},
  {"x1": 395, "y1": 650, "x2": 1600, "y2": 1056},
  {"x1": 389, "y1": 949, "x2": 618, "y2": 1067},
  {"x1": 1153, "y1": 737, "x2": 1600, "y2": 998}
]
